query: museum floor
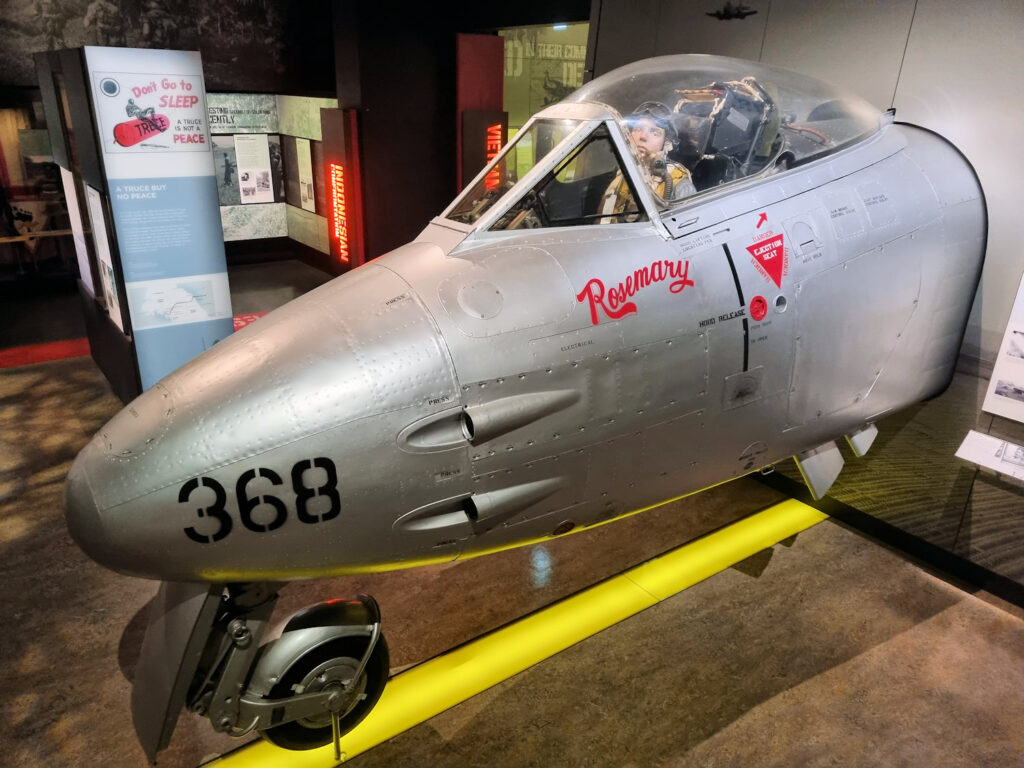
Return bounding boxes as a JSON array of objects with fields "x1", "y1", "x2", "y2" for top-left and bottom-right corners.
[
  {"x1": 2, "y1": 263, "x2": 1024, "y2": 767},
  {"x1": 2, "y1": 356, "x2": 1024, "y2": 768}
]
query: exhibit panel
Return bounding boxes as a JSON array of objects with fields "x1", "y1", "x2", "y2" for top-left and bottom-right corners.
[
  {"x1": 208, "y1": 93, "x2": 343, "y2": 251},
  {"x1": 81, "y1": 46, "x2": 234, "y2": 391},
  {"x1": 499, "y1": 22, "x2": 589, "y2": 135},
  {"x1": 34, "y1": 48, "x2": 140, "y2": 399}
]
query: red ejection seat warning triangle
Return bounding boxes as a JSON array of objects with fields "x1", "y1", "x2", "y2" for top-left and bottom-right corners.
[{"x1": 746, "y1": 233, "x2": 785, "y2": 288}]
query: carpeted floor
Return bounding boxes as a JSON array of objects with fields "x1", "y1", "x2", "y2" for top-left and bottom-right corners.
[{"x1": 2, "y1": 357, "x2": 1024, "y2": 767}]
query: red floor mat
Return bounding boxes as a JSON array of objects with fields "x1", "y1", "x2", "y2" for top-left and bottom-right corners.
[
  {"x1": 1, "y1": 314, "x2": 270, "y2": 369},
  {"x1": 0, "y1": 338, "x2": 92, "y2": 368},
  {"x1": 232, "y1": 312, "x2": 268, "y2": 331}
]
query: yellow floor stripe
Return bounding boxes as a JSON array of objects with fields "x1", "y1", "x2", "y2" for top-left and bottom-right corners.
[{"x1": 206, "y1": 499, "x2": 826, "y2": 767}]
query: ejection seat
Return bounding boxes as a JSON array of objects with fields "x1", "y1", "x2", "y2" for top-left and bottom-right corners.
[{"x1": 671, "y1": 77, "x2": 781, "y2": 191}]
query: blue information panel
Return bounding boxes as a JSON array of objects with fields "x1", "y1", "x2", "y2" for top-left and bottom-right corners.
[{"x1": 85, "y1": 47, "x2": 233, "y2": 390}]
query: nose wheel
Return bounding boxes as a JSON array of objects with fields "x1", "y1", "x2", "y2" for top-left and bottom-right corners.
[{"x1": 259, "y1": 635, "x2": 390, "y2": 751}]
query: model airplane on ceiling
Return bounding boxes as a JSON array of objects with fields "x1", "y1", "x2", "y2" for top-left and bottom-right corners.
[
  {"x1": 707, "y1": 3, "x2": 758, "y2": 21},
  {"x1": 64, "y1": 54, "x2": 985, "y2": 760}
]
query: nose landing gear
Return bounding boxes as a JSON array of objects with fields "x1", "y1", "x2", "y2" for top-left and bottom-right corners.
[{"x1": 183, "y1": 585, "x2": 389, "y2": 756}]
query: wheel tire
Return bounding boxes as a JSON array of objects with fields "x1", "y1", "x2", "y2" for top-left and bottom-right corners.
[{"x1": 259, "y1": 634, "x2": 389, "y2": 751}]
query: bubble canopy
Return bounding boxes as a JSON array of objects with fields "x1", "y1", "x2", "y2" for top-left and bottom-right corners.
[
  {"x1": 569, "y1": 54, "x2": 882, "y2": 179},
  {"x1": 583, "y1": 55, "x2": 875, "y2": 130},
  {"x1": 445, "y1": 55, "x2": 884, "y2": 228}
]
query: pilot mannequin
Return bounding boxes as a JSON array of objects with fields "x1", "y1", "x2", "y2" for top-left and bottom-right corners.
[{"x1": 602, "y1": 102, "x2": 695, "y2": 219}]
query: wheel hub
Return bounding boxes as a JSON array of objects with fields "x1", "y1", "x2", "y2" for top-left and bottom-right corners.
[{"x1": 290, "y1": 656, "x2": 367, "y2": 727}]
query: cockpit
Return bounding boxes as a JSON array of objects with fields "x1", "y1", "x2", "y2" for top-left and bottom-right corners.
[{"x1": 443, "y1": 54, "x2": 882, "y2": 232}]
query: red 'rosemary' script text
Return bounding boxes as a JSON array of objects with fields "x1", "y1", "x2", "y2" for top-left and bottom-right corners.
[{"x1": 576, "y1": 259, "x2": 695, "y2": 325}]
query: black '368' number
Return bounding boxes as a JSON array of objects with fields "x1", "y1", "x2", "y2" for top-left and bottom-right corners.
[{"x1": 181, "y1": 457, "x2": 340, "y2": 544}]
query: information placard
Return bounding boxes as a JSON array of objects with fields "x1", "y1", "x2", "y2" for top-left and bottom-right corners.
[
  {"x1": 234, "y1": 134, "x2": 274, "y2": 204},
  {"x1": 61, "y1": 166, "x2": 94, "y2": 296},
  {"x1": 85, "y1": 183, "x2": 123, "y2": 331},
  {"x1": 296, "y1": 137, "x2": 315, "y2": 212},
  {"x1": 983, "y1": 270, "x2": 1024, "y2": 422},
  {"x1": 956, "y1": 429, "x2": 1024, "y2": 483},
  {"x1": 207, "y1": 93, "x2": 279, "y2": 134},
  {"x1": 85, "y1": 47, "x2": 233, "y2": 390}
]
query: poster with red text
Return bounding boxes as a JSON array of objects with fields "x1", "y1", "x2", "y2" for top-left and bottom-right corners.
[{"x1": 90, "y1": 70, "x2": 209, "y2": 153}]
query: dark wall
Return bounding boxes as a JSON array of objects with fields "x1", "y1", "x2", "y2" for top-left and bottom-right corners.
[
  {"x1": 12, "y1": 0, "x2": 592, "y2": 261},
  {"x1": 3, "y1": 0, "x2": 334, "y2": 94},
  {"x1": 355, "y1": 9, "x2": 457, "y2": 258},
  {"x1": 200, "y1": 0, "x2": 335, "y2": 93},
  {"x1": 348, "y1": 0, "x2": 591, "y2": 258},
  {"x1": 442, "y1": 0, "x2": 592, "y2": 32}
]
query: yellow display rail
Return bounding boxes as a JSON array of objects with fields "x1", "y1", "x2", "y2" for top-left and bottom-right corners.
[{"x1": 207, "y1": 499, "x2": 826, "y2": 767}]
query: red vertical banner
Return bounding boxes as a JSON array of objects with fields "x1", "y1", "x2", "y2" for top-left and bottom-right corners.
[
  {"x1": 340, "y1": 107, "x2": 364, "y2": 267},
  {"x1": 321, "y1": 107, "x2": 365, "y2": 271},
  {"x1": 456, "y1": 33, "x2": 505, "y2": 191},
  {"x1": 328, "y1": 162, "x2": 349, "y2": 263}
]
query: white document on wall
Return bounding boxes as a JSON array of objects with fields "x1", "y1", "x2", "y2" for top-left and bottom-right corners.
[
  {"x1": 85, "y1": 185, "x2": 124, "y2": 332},
  {"x1": 60, "y1": 166, "x2": 95, "y2": 296},
  {"x1": 296, "y1": 137, "x2": 315, "y2": 212},
  {"x1": 234, "y1": 133, "x2": 274, "y2": 204},
  {"x1": 983, "y1": 270, "x2": 1024, "y2": 422}
]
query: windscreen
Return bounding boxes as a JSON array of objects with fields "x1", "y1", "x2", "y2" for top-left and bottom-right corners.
[
  {"x1": 446, "y1": 119, "x2": 579, "y2": 225},
  {"x1": 490, "y1": 124, "x2": 646, "y2": 230}
]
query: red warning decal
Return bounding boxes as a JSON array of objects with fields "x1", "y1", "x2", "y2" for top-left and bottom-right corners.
[
  {"x1": 746, "y1": 231, "x2": 788, "y2": 288},
  {"x1": 113, "y1": 115, "x2": 170, "y2": 147},
  {"x1": 749, "y1": 295, "x2": 768, "y2": 322}
]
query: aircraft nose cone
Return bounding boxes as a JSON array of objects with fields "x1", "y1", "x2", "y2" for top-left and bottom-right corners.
[
  {"x1": 62, "y1": 380, "x2": 176, "y2": 575},
  {"x1": 64, "y1": 449, "x2": 106, "y2": 562}
]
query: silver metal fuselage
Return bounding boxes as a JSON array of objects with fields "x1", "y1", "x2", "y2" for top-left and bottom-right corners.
[{"x1": 65, "y1": 107, "x2": 985, "y2": 583}]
